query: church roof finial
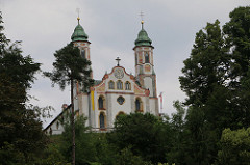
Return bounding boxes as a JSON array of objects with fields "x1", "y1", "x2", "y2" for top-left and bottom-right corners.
[{"x1": 134, "y1": 11, "x2": 152, "y2": 47}]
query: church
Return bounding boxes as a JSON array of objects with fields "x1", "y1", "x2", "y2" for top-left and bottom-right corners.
[{"x1": 44, "y1": 17, "x2": 159, "y2": 134}]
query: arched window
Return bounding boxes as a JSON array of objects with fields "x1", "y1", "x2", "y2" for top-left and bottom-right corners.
[
  {"x1": 98, "y1": 98, "x2": 103, "y2": 109},
  {"x1": 135, "y1": 99, "x2": 140, "y2": 111},
  {"x1": 145, "y1": 52, "x2": 150, "y2": 63},
  {"x1": 108, "y1": 81, "x2": 115, "y2": 89},
  {"x1": 125, "y1": 81, "x2": 131, "y2": 90},
  {"x1": 117, "y1": 80, "x2": 123, "y2": 90},
  {"x1": 81, "y1": 49, "x2": 85, "y2": 58},
  {"x1": 98, "y1": 95, "x2": 105, "y2": 110},
  {"x1": 99, "y1": 112, "x2": 105, "y2": 130},
  {"x1": 135, "y1": 98, "x2": 143, "y2": 112}
]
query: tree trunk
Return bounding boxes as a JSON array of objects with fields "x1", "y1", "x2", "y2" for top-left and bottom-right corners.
[{"x1": 71, "y1": 79, "x2": 75, "y2": 165}]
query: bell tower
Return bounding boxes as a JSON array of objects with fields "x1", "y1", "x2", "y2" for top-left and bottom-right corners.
[
  {"x1": 71, "y1": 16, "x2": 94, "y2": 127},
  {"x1": 133, "y1": 19, "x2": 158, "y2": 114},
  {"x1": 133, "y1": 20, "x2": 157, "y2": 97},
  {"x1": 71, "y1": 17, "x2": 92, "y2": 79}
]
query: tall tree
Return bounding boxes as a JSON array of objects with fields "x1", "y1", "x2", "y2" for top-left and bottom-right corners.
[
  {"x1": 223, "y1": 6, "x2": 250, "y2": 128},
  {"x1": 179, "y1": 20, "x2": 231, "y2": 164},
  {"x1": 179, "y1": 20, "x2": 229, "y2": 107},
  {"x1": 44, "y1": 42, "x2": 93, "y2": 165},
  {"x1": 223, "y1": 6, "x2": 250, "y2": 82},
  {"x1": 0, "y1": 11, "x2": 46, "y2": 164}
]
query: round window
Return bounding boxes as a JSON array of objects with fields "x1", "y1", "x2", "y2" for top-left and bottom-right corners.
[{"x1": 117, "y1": 97, "x2": 125, "y2": 105}]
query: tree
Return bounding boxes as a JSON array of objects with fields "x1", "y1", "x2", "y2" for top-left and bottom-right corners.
[
  {"x1": 218, "y1": 128, "x2": 250, "y2": 165},
  {"x1": 166, "y1": 101, "x2": 191, "y2": 165},
  {"x1": 0, "y1": 11, "x2": 47, "y2": 164},
  {"x1": 223, "y1": 6, "x2": 250, "y2": 82},
  {"x1": 179, "y1": 20, "x2": 232, "y2": 165},
  {"x1": 44, "y1": 42, "x2": 93, "y2": 165},
  {"x1": 223, "y1": 6, "x2": 250, "y2": 129},
  {"x1": 179, "y1": 20, "x2": 229, "y2": 107},
  {"x1": 109, "y1": 113, "x2": 168, "y2": 164},
  {"x1": 178, "y1": 6, "x2": 250, "y2": 164}
]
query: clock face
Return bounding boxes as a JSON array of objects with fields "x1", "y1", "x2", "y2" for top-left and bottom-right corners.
[{"x1": 114, "y1": 68, "x2": 124, "y2": 79}]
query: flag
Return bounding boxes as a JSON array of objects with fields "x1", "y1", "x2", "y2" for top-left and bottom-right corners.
[
  {"x1": 158, "y1": 92, "x2": 162, "y2": 110},
  {"x1": 91, "y1": 90, "x2": 95, "y2": 111}
]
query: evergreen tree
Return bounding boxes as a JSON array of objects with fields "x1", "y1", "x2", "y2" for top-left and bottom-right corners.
[
  {"x1": 223, "y1": 6, "x2": 250, "y2": 82},
  {"x1": 223, "y1": 6, "x2": 250, "y2": 128},
  {"x1": 179, "y1": 20, "x2": 231, "y2": 164},
  {"x1": 179, "y1": 20, "x2": 229, "y2": 107},
  {"x1": 178, "y1": 6, "x2": 250, "y2": 164},
  {"x1": 44, "y1": 42, "x2": 94, "y2": 165}
]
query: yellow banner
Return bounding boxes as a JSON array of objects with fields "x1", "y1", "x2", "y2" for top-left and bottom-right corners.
[{"x1": 91, "y1": 90, "x2": 95, "y2": 111}]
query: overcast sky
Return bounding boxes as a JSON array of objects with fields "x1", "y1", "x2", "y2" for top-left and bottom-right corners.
[{"x1": 1, "y1": 0, "x2": 249, "y2": 128}]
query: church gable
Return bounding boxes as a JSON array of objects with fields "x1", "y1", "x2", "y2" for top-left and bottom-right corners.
[{"x1": 95, "y1": 82, "x2": 105, "y2": 92}]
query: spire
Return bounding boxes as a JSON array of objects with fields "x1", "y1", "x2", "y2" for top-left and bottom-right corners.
[
  {"x1": 71, "y1": 11, "x2": 89, "y2": 42},
  {"x1": 134, "y1": 14, "x2": 152, "y2": 47}
]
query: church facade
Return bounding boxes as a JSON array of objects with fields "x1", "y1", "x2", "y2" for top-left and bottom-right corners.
[{"x1": 45, "y1": 19, "x2": 159, "y2": 134}]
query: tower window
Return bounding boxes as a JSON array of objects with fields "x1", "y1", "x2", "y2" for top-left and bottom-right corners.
[
  {"x1": 108, "y1": 81, "x2": 115, "y2": 89},
  {"x1": 98, "y1": 97, "x2": 103, "y2": 109},
  {"x1": 98, "y1": 95, "x2": 105, "y2": 110},
  {"x1": 145, "y1": 52, "x2": 150, "y2": 63},
  {"x1": 117, "y1": 80, "x2": 123, "y2": 90},
  {"x1": 125, "y1": 81, "x2": 131, "y2": 90},
  {"x1": 81, "y1": 50, "x2": 85, "y2": 58},
  {"x1": 99, "y1": 112, "x2": 105, "y2": 130}
]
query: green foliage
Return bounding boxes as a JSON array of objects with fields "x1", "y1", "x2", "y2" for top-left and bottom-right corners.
[
  {"x1": 223, "y1": 6, "x2": 250, "y2": 80},
  {"x1": 117, "y1": 146, "x2": 149, "y2": 165},
  {"x1": 0, "y1": 142, "x2": 26, "y2": 165},
  {"x1": 44, "y1": 28, "x2": 94, "y2": 165},
  {"x1": 179, "y1": 20, "x2": 229, "y2": 106},
  {"x1": 110, "y1": 112, "x2": 169, "y2": 164},
  {"x1": 218, "y1": 128, "x2": 250, "y2": 165},
  {"x1": 178, "y1": 6, "x2": 250, "y2": 165},
  {"x1": 34, "y1": 137, "x2": 70, "y2": 165},
  {"x1": 44, "y1": 42, "x2": 93, "y2": 91},
  {"x1": 0, "y1": 11, "x2": 48, "y2": 164}
]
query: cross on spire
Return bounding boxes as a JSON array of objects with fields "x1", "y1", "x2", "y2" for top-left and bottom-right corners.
[
  {"x1": 76, "y1": 8, "x2": 80, "y2": 24},
  {"x1": 116, "y1": 57, "x2": 121, "y2": 66},
  {"x1": 139, "y1": 11, "x2": 145, "y2": 28},
  {"x1": 139, "y1": 11, "x2": 144, "y2": 22}
]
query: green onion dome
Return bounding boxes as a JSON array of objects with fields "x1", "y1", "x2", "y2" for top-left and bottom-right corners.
[
  {"x1": 134, "y1": 21, "x2": 152, "y2": 47},
  {"x1": 71, "y1": 19, "x2": 89, "y2": 42}
]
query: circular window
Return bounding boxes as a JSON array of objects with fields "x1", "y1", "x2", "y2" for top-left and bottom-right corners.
[{"x1": 117, "y1": 97, "x2": 125, "y2": 105}]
